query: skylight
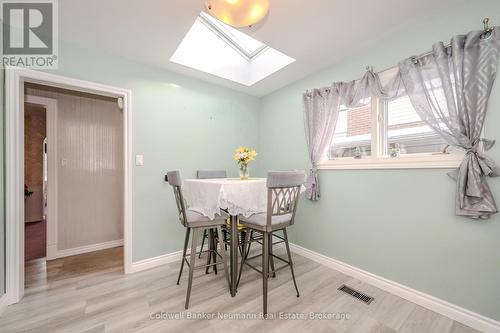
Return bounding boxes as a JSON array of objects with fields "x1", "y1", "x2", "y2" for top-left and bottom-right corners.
[{"x1": 170, "y1": 12, "x2": 295, "y2": 86}]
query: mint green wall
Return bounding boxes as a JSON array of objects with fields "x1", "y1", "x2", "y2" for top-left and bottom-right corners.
[
  {"x1": 49, "y1": 44, "x2": 261, "y2": 261},
  {"x1": 258, "y1": 0, "x2": 500, "y2": 321}
]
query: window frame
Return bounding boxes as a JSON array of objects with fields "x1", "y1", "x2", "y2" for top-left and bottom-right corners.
[
  {"x1": 318, "y1": 97, "x2": 465, "y2": 170},
  {"x1": 198, "y1": 12, "x2": 269, "y2": 61}
]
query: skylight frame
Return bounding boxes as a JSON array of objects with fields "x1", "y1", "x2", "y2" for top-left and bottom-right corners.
[{"x1": 198, "y1": 12, "x2": 269, "y2": 61}]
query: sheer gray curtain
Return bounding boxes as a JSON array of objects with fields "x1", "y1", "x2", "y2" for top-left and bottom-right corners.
[
  {"x1": 399, "y1": 27, "x2": 500, "y2": 218},
  {"x1": 303, "y1": 27, "x2": 500, "y2": 215},
  {"x1": 303, "y1": 70, "x2": 403, "y2": 201},
  {"x1": 303, "y1": 87, "x2": 340, "y2": 200}
]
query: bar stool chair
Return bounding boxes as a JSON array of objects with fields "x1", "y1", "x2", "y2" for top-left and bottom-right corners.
[
  {"x1": 196, "y1": 170, "x2": 227, "y2": 262},
  {"x1": 237, "y1": 171, "x2": 305, "y2": 315},
  {"x1": 167, "y1": 171, "x2": 230, "y2": 309}
]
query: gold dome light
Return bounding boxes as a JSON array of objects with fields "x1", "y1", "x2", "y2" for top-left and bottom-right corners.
[{"x1": 205, "y1": 0, "x2": 270, "y2": 28}]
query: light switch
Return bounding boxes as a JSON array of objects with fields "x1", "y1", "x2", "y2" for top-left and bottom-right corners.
[{"x1": 135, "y1": 155, "x2": 144, "y2": 166}]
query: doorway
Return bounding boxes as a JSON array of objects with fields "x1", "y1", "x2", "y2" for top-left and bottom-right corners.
[
  {"x1": 23, "y1": 83, "x2": 125, "y2": 288},
  {"x1": 24, "y1": 102, "x2": 47, "y2": 261},
  {"x1": 5, "y1": 69, "x2": 132, "y2": 305}
]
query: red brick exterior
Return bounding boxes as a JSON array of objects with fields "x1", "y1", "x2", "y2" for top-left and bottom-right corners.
[
  {"x1": 346, "y1": 106, "x2": 427, "y2": 137},
  {"x1": 347, "y1": 106, "x2": 371, "y2": 136}
]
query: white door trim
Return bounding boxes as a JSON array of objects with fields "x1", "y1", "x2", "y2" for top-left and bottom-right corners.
[
  {"x1": 0, "y1": 293, "x2": 9, "y2": 317},
  {"x1": 5, "y1": 67, "x2": 133, "y2": 305},
  {"x1": 24, "y1": 95, "x2": 58, "y2": 260}
]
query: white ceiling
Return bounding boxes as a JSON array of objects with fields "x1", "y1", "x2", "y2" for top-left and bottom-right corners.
[{"x1": 60, "y1": 0, "x2": 467, "y2": 96}]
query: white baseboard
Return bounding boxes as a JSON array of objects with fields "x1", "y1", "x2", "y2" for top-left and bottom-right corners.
[
  {"x1": 55, "y1": 239, "x2": 124, "y2": 259},
  {"x1": 129, "y1": 245, "x2": 203, "y2": 274},
  {"x1": 129, "y1": 250, "x2": 183, "y2": 274},
  {"x1": 0, "y1": 293, "x2": 9, "y2": 317},
  {"x1": 289, "y1": 242, "x2": 500, "y2": 333}
]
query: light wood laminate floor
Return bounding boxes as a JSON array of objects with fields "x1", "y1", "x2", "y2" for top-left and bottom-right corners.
[{"x1": 0, "y1": 246, "x2": 480, "y2": 333}]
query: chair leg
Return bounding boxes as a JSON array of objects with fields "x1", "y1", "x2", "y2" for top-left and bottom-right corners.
[
  {"x1": 236, "y1": 229, "x2": 251, "y2": 289},
  {"x1": 238, "y1": 230, "x2": 246, "y2": 256},
  {"x1": 223, "y1": 228, "x2": 228, "y2": 251},
  {"x1": 262, "y1": 231, "x2": 269, "y2": 316},
  {"x1": 283, "y1": 228, "x2": 299, "y2": 297},
  {"x1": 247, "y1": 230, "x2": 254, "y2": 256},
  {"x1": 212, "y1": 229, "x2": 218, "y2": 275},
  {"x1": 199, "y1": 229, "x2": 207, "y2": 258},
  {"x1": 185, "y1": 228, "x2": 198, "y2": 309},
  {"x1": 268, "y1": 232, "x2": 276, "y2": 278},
  {"x1": 205, "y1": 229, "x2": 212, "y2": 274},
  {"x1": 216, "y1": 226, "x2": 231, "y2": 291},
  {"x1": 177, "y1": 228, "x2": 191, "y2": 285}
]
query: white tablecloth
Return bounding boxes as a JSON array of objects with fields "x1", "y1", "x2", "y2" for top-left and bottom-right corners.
[{"x1": 183, "y1": 178, "x2": 267, "y2": 219}]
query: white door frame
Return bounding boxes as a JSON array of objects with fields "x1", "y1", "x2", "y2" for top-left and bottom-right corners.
[
  {"x1": 5, "y1": 67, "x2": 133, "y2": 305},
  {"x1": 24, "y1": 95, "x2": 58, "y2": 260}
]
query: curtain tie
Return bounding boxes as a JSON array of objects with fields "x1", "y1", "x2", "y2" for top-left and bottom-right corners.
[
  {"x1": 460, "y1": 149, "x2": 498, "y2": 177},
  {"x1": 448, "y1": 143, "x2": 499, "y2": 185},
  {"x1": 465, "y1": 147, "x2": 478, "y2": 154},
  {"x1": 465, "y1": 138, "x2": 496, "y2": 154},
  {"x1": 451, "y1": 149, "x2": 499, "y2": 209},
  {"x1": 462, "y1": 139, "x2": 498, "y2": 177}
]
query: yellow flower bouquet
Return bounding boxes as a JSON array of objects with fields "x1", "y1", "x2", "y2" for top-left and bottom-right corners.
[{"x1": 233, "y1": 146, "x2": 257, "y2": 179}]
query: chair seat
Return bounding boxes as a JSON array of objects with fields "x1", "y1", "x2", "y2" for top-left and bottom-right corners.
[
  {"x1": 182, "y1": 210, "x2": 228, "y2": 228},
  {"x1": 240, "y1": 212, "x2": 292, "y2": 231}
]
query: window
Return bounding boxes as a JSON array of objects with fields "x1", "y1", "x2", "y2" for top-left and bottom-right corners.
[
  {"x1": 385, "y1": 95, "x2": 449, "y2": 156},
  {"x1": 320, "y1": 88, "x2": 464, "y2": 170},
  {"x1": 329, "y1": 104, "x2": 372, "y2": 159}
]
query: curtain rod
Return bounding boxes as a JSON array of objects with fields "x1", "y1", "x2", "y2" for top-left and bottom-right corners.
[{"x1": 367, "y1": 18, "x2": 495, "y2": 75}]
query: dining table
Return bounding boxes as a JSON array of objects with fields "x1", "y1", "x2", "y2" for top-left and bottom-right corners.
[{"x1": 182, "y1": 177, "x2": 268, "y2": 297}]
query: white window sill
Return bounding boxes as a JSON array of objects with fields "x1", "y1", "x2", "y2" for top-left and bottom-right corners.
[{"x1": 318, "y1": 154, "x2": 463, "y2": 170}]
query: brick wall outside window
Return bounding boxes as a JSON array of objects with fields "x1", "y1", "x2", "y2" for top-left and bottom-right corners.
[
  {"x1": 346, "y1": 106, "x2": 428, "y2": 137},
  {"x1": 346, "y1": 106, "x2": 371, "y2": 136}
]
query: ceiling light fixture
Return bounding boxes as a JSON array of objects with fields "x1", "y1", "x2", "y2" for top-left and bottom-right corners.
[{"x1": 205, "y1": 0, "x2": 270, "y2": 28}]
